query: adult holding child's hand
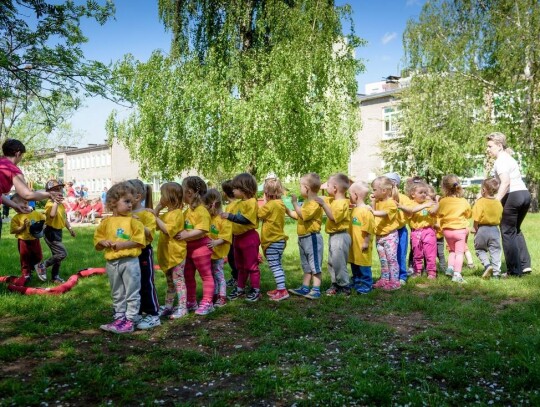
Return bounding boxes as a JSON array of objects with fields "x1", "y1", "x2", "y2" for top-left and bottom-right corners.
[
  {"x1": 486, "y1": 132, "x2": 532, "y2": 276},
  {"x1": 0, "y1": 139, "x2": 61, "y2": 213}
]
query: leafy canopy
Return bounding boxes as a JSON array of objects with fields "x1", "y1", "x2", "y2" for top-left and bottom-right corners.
[{"x1": 108, "y1": 0, "x2": 364, "y2": 180}]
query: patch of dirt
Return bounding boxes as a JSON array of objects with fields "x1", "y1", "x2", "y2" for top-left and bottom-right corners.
[{"x1": 363, "y1": 311, "x2": 435, "y2": 339}]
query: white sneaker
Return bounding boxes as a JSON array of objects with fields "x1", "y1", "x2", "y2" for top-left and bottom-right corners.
[
  {"x1": 136, "y1": 315, "x2": 161, "y2": 330},
  {"x1": 451, "y1": 274, "x2": 466, "y2": 283}
]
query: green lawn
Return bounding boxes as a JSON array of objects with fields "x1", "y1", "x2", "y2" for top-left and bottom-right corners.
[{"x1": 1, "y1": 216, "x2": 539, "y2": 405}]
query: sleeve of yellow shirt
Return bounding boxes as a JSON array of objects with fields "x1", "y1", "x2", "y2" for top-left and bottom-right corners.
[
  {"x1": 257, "y1": 202, "x2": 272, "y2": 220},
  {"x1": 93, "y1": 219, "x2": 108, "y2": 249},
  {"x1": 218, "y1": 218, "x2": 233, "y2": 244},
  {"x1": 10, "y1": 215, "x2": 22, "y2": 234},
  {"x1": 241, "y1": 199, "x2": 258, "y2": 225},
  {"x1": 164, "y1": 210, "x2": 184, "y2": 237},
  {"x1": 130, "y1": 219, "x2": 146, "y2": 247},
  {"x1": 331, "y1": 200, "x2": 350, "y2": 224}
]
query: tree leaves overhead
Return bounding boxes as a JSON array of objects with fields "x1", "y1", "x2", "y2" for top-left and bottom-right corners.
[{"x1": 109, "y1": 0, "x2": 364, "y2": 180}]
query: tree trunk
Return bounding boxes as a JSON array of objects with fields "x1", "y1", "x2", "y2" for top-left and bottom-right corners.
[{"x1": 527, "y1": 180, "x2": 539, "y2": 213}]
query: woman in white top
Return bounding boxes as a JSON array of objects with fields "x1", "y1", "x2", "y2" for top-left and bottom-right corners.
[{"x1": 486, "y1": 132, "x2": 531, "y2": 276}]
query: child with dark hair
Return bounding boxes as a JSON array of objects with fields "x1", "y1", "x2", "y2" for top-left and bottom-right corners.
[
  {"x1": 221, "y1": 179, "x2": 239, "y2": 287},
  {"x1": 472, "y1": 178, "x2": 503, "y2": 279},
  {"x1": 221, "y1": 173, "x2": 261, "y2": 302}
]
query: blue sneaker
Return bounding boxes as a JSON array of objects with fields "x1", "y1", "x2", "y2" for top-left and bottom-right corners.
[
  {"x1": 305, "y1": 289, "x2": 321, "y2": 299},
  {"x1": 289, "y1": 286, "x2": 310, "y2": 296},
  {"x1": 356, "y1": 287, "x2": 372, "y2": 295}
]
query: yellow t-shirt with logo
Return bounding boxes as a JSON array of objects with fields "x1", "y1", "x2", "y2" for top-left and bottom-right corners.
[
  {"x1": 45, "y1": 200, "x2": 67, "y2": 229},
  {"x1": 348, "y1": 206, "x2": 375, "y2": 266},
  {"x1": 209, "y1": 215, "x2": 232, "y2": 260},
  {"x1": 184, "y1": 205, "x2": 211, "y2": 241},
  {"x1": 472, "y1": 197, "x2": 503, "y2": 226},
  {"x1": 296, "y1": 199, "x2": 323, "y2": 236},
  {"x1": 133, "y1": 209, "x2": 156, "y2": 246},
  {"x1": 231, "y1": 198, "x2": 258, "y2": 235},
  {"x1": 374, "y1": 199, "x2": 399, "y2": 236},
  {"x1": 258, "y1": 199, "x2": 288, "y2": 252},
  {"x1": 157, "y1": 209, "x2": 187, "y2": 271},
  {"x1": 397, "y1": 193, "x2": 411, "y2": 228},
  {"x1": 11, "y1": 211, "x2": 46, "y2": 240},
  {"x1": 93, "y1": 216, "x2": 145, "y2": 260},
  {"x1": 325, "y1": 198, "x2": 351, "y2": 234},
  {"x1": 438, "y1": 197, "x2": 471, "y2": 230},
  {"x1": 409, "y1": 202, "x2": 437, "y2": 230}
]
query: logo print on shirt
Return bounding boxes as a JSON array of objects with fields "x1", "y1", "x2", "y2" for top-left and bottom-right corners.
[
  {"x1": 352, "y1": 217, "x2": 362, "y2": 226},
  {"x1": 116, "y1": 228, "x2": 131, "y2": 240},
  {"x1": 184, "y1": 220, "x2": 194, "y2": 230},
  {"x1": 210, "y1": 224, "x2": 219, "y2": 236}
]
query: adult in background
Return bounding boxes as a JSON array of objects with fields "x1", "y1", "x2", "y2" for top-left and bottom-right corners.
[
  {"x1": 486, "y1": 132, "x2": 532, "y2": 276},
  {"x1": 0, "y1": 139, "x2": 60, "y2": 214}
]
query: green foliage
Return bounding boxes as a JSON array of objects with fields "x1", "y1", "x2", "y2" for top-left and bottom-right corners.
[
  {"x1": 0, "y1": 0, "x2": 115, "y2": 143},
  {"x1": 108, "y1": 1, "x2": 364, "y2": 180},
  {"x1": 387, "y1": 0, "x2": 540, "y2": 186}
]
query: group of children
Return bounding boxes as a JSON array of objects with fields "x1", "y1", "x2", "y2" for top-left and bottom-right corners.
[{"x1": 7, "y1": 170, "x2": 503, "y2": 334}]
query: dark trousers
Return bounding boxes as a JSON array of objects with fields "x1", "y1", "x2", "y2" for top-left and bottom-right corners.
[
  {"x1": 501, "y1": 190, "x2": 531, "y2": 276},
  {"x1": 18, "y1": 239, "x2": 43, "y2": 279},
  {"x1": 44, "y1": 233, "x2": 67, "y2": 279},
  {"x1": 227, "y1": 240, "x2": 238, "y2": 280},
  {"x1": 138, "y1": 245, "x2": 159, "y2": 316}
]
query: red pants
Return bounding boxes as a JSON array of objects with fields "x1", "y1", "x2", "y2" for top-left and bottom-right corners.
[
  {"x1": 233, "y1": 229, "x2": 261, "y2": 290},
  {"x1": 18, "y1": 239, "x2": 43, "y2": 279},
  {"x1": 184, "y1": 237, "x2": 215, "y2": 305}
]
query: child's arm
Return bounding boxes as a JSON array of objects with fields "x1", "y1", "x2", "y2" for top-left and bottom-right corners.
[
  {"x1": 362, "y1": 232, "x2": 371, "y2": 252},
  {"x1": 175, "y1": 229, "x2": 205, "y2": 241},
  {"x1": 313, "y1": 196, "x2": 335, "y2": 222},
  {"x1": 221, "y1": 211, "x2": 253, "y2": 225},
  {"x1": 370, "y1": 207, "x2": 388, "y2": 218},
  {"x1": 49, "y1": 202, "x2": 59, "y2": 218},
  {"x1": 207, "y1": 238, "x2": 225, "y2": 248},
  {"x1": 472, "y1": 220, "x2": 479, "y2": 234},
  {"x1": 291, "y1": 195, "x2": 303, "y2": 220},
  {"x1": 285, "y1": 207, "x2": 297, "y2": 219},
  {"x1": 113, "y1": 241, "x2": 144, "y2": 251},
  {"x1": 11, "y1": 218, "x2": 29, "y2": 234},
  {"x1": 65, "y1": 219, "x2": 76, "y2": 237},
  {"x1": 398, "y1": 201, "x2": 433, "y2": 215},
  {"x1": 96, "y1": 240, "x2": 114, "y2": 251}
]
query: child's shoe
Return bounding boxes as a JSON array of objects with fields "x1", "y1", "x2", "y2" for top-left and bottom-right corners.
[
  {"x1": 411, "y1": 272, "x2": 421, "y2": 278},
  {"x1": 445, "y1": 267, "x2": 454, "y2": 277},
  {"x1": 373, "y1": 279, "x2": 388, "y2": 289},
  {"x1": 382, "y1": 281, "x2": 401, "y2": 291},
  {"x1": 407, "y1": 267, "x2": 414, "y2": 276},
  {"x1": 100, "y1": 318, "x2": 134, "y2": 334},
  {"x1": 195, "y1": 302, "x2": 214, "y2": 315},
  {"x1": 266, "y1": 289, "x2": 278, "y2": 297},
  {"x1": 305, "y1": 288, "x2": 321, "y2": 299},
  {"x1": 158, "y1": 306, "x2": 173, "y2": 317},
  {"x1": 227, "y1": 287, "x2": 245, "y2": 300},
  {"x1": 270, "y1": 289, "x2": 289, "y2": 302},
  {"x1": 467, "y1": 262, "x2": 475, "y2": 269},
  {"x1": 451, "y1": 273, "x2": 466, "y2": 283},
  {"x1": 137, "y1": 315, "x2": 161, "y2": 330},
  {"x1": 214, "y1": 296, "x2": 227, "y2": 307},
  {"x1": 100, "y1": 318, "x2": 124, "y2": 333},
  {"x1": 170, "y1": 308, "x2": 188, "y2": 319},
  {"x1": 356, "y1": 287, "x2": 372, "y2": 295},
  {"x1": 35, "y1": 262, "x2": 47, "y2": 281},
  {"x1": 482, "y1": 265, "x2": 494, "y2": 280},
  {"x1": 245, "y1": 288, "x2": 262, "y2": 302},
  {"x1": 226, "y1": 278, "x2": 237, "y2": 287},
  {"x1": 325, "y1": 283, "x2": 339, "y2": 296},
  {"x1": 51, "y1": 276, "x2": 65, "y2": 284},
  {"x1": 339, "y1": 285, "x2": 351, "y2": 296},
  {"x1": 187, "y1": 301, "x2": 198, "y2": 312},
  {"x1": 427, "y1": 274, "x2": 437, "y2": 280},
  {"x1": 289, "y1": 286, "x2": 310, "y2": 296}
]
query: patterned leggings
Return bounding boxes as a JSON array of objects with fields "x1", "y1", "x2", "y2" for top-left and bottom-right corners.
[
  {"x1": 164, "y1": 261, "x2": 186, "y2": 313},
  {"x1": 265, "y1": 240, "x2": 286, "y2": 290},
  {"x1": 376, "y1": 230, "x2": 399, "y2": 282},
  {"x1": 212, "y1": 259, "x2": 227, "y2": 297}
]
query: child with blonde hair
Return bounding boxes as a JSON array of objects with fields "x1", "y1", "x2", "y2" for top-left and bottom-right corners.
[
  {"x1": 348, "y1": 181, "x2": 374, "y2": 294},
  {"x1": 179, "y1": 176, "x2": 215, "y2": 315},
  {"x1": 472, "y1": 178, "x2": 503, "y2": 279},
  {"x1": 203, "y1": 188, "x2": 232, "y2": 307},
  {"x1": 221, "y1": 173, "x2": 261, "y2": 302},
  {"x1": 370, "y1": 176, "x2": 401, "y2": 290},
  {"x1": 152, "y1": 182, "x2": 188, "y2": 319},
  {"x1": 258, "y1": 178, "x2": 290, "y2": 301},
  {"x1": 94, "y1": 182, "x2": 145, "y2": 334},
  {"x1": 289, "y1": 173, "x2": 324, "y2": 299},
  {"x1": 438, "y1": 174, "x2": 472, "y2": 283},
  {"x1": 315, "y1": 173, "x2": 352, "y2": 295}
]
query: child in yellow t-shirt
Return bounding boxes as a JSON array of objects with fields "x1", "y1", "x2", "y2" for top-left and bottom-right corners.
[
  {"x1": 258, "y1": 178, "x2": 291, "y2": 302},
  {"x1": 203, "y1": 188, "x2": 232, "y2": 307},
  {"x1": 10, "y1": 193, "x2": 46, "y2": 284},
  {"x1": 152, "y1": 182, "x2": 188, "y2": 319},
  {"x1": 94, "y1": 182, "x2": 146, "y2": 334},
  {"x1": 35, "y1": 179, "x2": 75, "y2": 283},
  {"x1": 316, "y1": 173, "x2": 352, "y2": 296},
  {"x1": 289, "y1": 173, "x2": 324, "y2": 299},
  {"x1": 221, "y1": 179, "x2": 239, "y2": 287},
  {"x1": 471, "y1": 178, "x2": 503, "y2": 279},
  {"x1": 370, "y1": 176, "x2": 401, "y2": 290},
  {"x1": 348, "y1": 182, "x2": 375, "y2": 294}
]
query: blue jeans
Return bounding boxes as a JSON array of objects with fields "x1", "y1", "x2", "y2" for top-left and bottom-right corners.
[
  {"x1": 397, "y1": 226, "x2": 409, "y2": 281},
  {"x1": 350, "y1": 263, "x2": 372, "y2": 293}
]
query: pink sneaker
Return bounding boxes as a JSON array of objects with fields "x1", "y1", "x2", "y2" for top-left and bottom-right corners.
[
  {"x1": 100, "y1": 318, "x2": 134, "y2": 334},
  {"x1": 270, "y1": 289, "x2": 290, "y2": 302},
  {"x1": 214, "y1": 296, "x2": 227, "y2": 307},
  {"x1": 195, "y1": 301, "x2": 214, "y2": 315},
  {"x1": 382, "y1": 281, "x2": 401, "y2": 291},
  {"x1": 427, "y1": 274, "x2": 437, "y2": 280},
  {"x1": 373, "y1": 279, "x2": 388, "y2": 289},
  {"x1": 266, "y1": 289, "x2": 278, "y2": 297}
]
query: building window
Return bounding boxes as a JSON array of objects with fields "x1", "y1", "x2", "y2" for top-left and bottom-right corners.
[
  {"x1": 383, "y1": 107, "x2": 401, "y2": 140},
  {"x1": 57, "y1": 158, "x2": 64, "y2": 179}
]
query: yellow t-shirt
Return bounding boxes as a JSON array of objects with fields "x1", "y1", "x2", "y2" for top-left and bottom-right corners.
[
  {"x1": 225, "y1": 200, "x2": 240, "y2": 213},
  {"x1": 296, "y1": 199, "x2": 323, "y2": 236},
  {"x1": 11, "y1": 211, "x2": 46, "y2": 240},
  {"x1": 397, "y1": 193, "x2": 411, "y2": 228},
  {"x1": 45, "y1": 200, "x2": 67, "y2": 229},
  {"x1": 409, "y1": 201, "x2": 437, "y2": 230},
  {"x1": 258, "y1": 199, "x2": 288, "y2": 252},
  {"x1": 133, "y1": 209, "x2": 156, "y2": 246},
  {"x1": 231, "y1": 198, "x2": 258, "y2": 235},
  {"x1": 93, "y1": 216, "x2": 145, "y2": 260},
  {"x1": 438, "y1": 197, "x2": 471, "y2": 230},
  {"x1": 184, "y1": 205, "x2": 211, "y2": 241},
  {"x1": 348, "y1": 206, "x2": 375, "y2": 266},
  {"x1": 472, "y1": 197, "x2": 503, "y2": 226},
  {"x1": 374, "y1": 199, "x2": 399, "y2": 236},
  {"x1": 325, "y1": 198, "x2": 351, "y2": 234},
  {"x1": 157, "y1": 209, "x2": 187, "y2": 271},
  {"x1": 209, "y1": 215, "x2": 232, "y2": 260}
]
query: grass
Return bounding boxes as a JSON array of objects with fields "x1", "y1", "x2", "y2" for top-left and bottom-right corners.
[{"x1": 1, "y1": 215, "x2": 540, "y2": 405}]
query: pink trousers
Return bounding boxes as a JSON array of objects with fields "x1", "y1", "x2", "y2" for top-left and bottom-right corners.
[{"x1": 442, "y1": 228, "x2": 469, "y2": 273}]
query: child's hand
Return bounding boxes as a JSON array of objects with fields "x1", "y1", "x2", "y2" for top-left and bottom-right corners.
[
  {"x1": 313, "y1": 196, "x2": 325, "y2": 206},
  {"x1": 174, "y1": 230, "x2": 188, "y2": 241},
  {"x1": 207, "y1": 240, "x2": 219, "y2": 248},
  {"x1": 23, "y1": 219, "x2": 30, "y2": 227},
  {"x1": 69, "y1": 228, "x2": 76, "y2": 237},
  {"x1": 361, "y1": 242, "x2": 369, "y2": 252},
  {"x1": 144, "y1": 208, "x2": 157, "y2": 216},
  {"x1": 99, "y1": 240, "x2": 113, "y2": 248},
  {"x1": 220, "y1": 212, "x2": 230, "y2": 219},
  {"x1": 291, "y1": 194, "x2": 297, "y2": 203}
]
